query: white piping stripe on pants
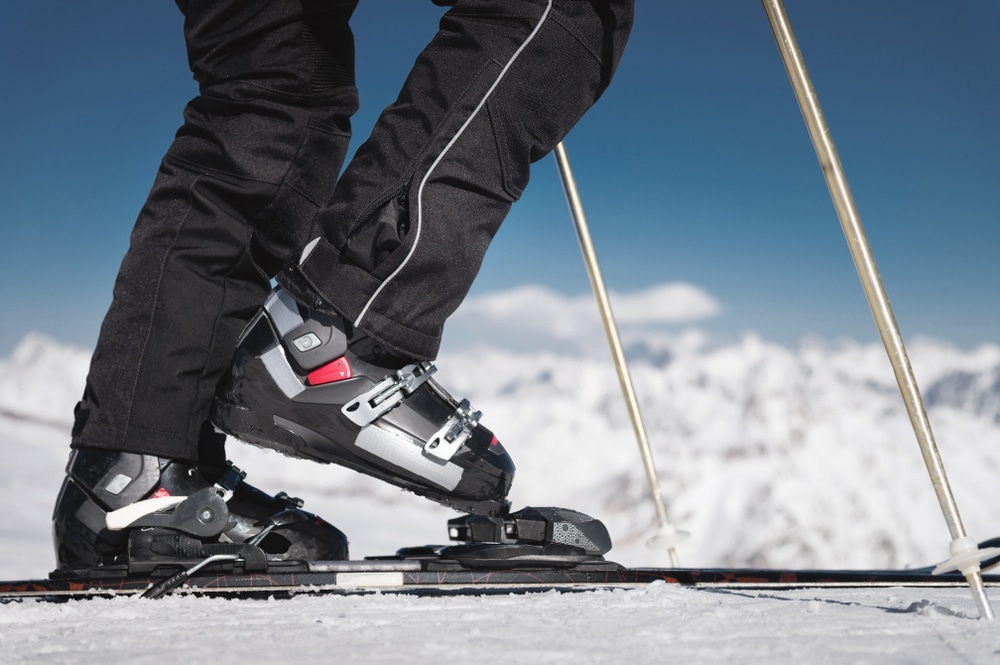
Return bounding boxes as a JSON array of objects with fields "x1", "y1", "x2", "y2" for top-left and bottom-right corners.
[{"x1": 352, "y1": 0, "x2": 555, "y2": 329}]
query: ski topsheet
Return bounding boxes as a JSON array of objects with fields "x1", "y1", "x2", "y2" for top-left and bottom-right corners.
[{"x1": 4, "y1": 558, "x2": 999, "y2": 600}]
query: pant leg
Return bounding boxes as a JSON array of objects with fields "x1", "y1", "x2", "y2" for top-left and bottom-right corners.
[
  {"x1": 72, "y1": 0, "x2": 359, "y2": 463},
  {"x1": 291, "y1": 0, "x2": 635, "y2": 360}
]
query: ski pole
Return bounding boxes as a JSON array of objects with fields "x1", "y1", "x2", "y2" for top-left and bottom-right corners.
[
  {"x1": 761, "y1": 0, "x2": 995, "y2": 620},
  {"x1": 554, "y1": 141, "x2": 685, "y2": 567}
]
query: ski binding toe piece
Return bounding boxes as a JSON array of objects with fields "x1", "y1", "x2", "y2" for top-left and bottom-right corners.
[{"x1": 431, "y1": 506, "x2": 613, "y2": 568}]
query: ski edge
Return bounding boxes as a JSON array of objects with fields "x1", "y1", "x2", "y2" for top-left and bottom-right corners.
[{"x1": 4, "y1": 565, "x2": 1000, "y2": 600}]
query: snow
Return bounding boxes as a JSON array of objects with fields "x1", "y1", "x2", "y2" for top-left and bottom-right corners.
[
  {"x1": 3, "y1": 586, "x2": 1000, "y2": 663},
  {"x1": 2, "y1": 285, "x2": 1000, "y2": 661}
]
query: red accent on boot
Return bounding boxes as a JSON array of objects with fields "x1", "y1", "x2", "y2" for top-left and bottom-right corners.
[
  {"x1": 306, "y1": 356, "x2": 353, "y2": 386},
  {"x1": 151, "y1": 487, "x2": 171, "y2": 499}
]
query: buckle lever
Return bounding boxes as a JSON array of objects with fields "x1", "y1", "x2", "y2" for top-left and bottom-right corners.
[
  {"x1": 341, "y1": 362, "x2": 437, "y2": 427},
  {"x1": 424, "y1": 399, "x2": 481, "y2": 461}
]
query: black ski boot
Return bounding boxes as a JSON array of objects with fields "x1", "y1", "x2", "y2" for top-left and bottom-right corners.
[
  {"x1": 211, "y1": 287, "x2": 515, "y2": 516},
  {"x1": 52, "y1": 447, "x2": 349, "y2": 575}
]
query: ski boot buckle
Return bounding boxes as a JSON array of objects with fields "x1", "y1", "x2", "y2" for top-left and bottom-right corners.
[
  {"x1": 424, "y1": 399, "x2": 482, "y2": 461},
  {"x1": 342, "y1": 362, "x2": 436, "y2": 427}
]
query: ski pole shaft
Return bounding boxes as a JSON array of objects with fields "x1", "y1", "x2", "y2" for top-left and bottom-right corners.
[
  {"x1": 553, "y1": 141, "x2": 680, "y2": 567},
  {"x1": 761, "y1": 0, "x2": 993, "y2": 620}
]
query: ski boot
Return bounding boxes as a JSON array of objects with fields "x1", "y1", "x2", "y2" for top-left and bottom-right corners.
[
  {"x1": 52, "y1": 448, "x2": 349, "y2": 576},
  {"x1": 211, "y1": 287, "x2": 515, "y2": 516}
]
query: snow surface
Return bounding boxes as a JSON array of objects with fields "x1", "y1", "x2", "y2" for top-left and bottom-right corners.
[
  {"x1": 3, "y1": 286, "x2": 1000, "y2": 661},
  {"x1": 3, "y1": 587, "x2": 1000, "y2": 664}
]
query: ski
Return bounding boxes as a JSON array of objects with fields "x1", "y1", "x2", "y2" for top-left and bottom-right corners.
[
  {"x1": 23, "y1": 482, "x2": 1000, "y2": 601},
  {"x1": 4, "y1": 557, "x2": 1000, "y2": 600}
]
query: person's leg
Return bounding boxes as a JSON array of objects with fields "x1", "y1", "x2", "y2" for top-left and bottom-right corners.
[
  {"x1": 211, "y1": 0, "x2": 633, "y2": 517},
  {"x1": 55, "y1": 0, "x2": 359, "y2": 573},
  {"x1": 72, "y1": 0, "x2": 360, "y2": 465},
  {"x1": 289, "y1": 0, "x2": 635, "y2": 361}
]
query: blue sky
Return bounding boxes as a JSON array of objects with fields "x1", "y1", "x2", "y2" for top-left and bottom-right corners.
[{"x1": 1, "y1": 1, "x2": 997, "y2": 356}]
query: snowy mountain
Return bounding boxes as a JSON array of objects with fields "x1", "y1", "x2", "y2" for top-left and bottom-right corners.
[{"x1": 2, "y1": 285, "x2": 998, "y2": 577}]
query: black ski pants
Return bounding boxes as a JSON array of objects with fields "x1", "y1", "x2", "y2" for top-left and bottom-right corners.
[{"x1": 71, "y1": 0, "x2": 634, "y2": 464}]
